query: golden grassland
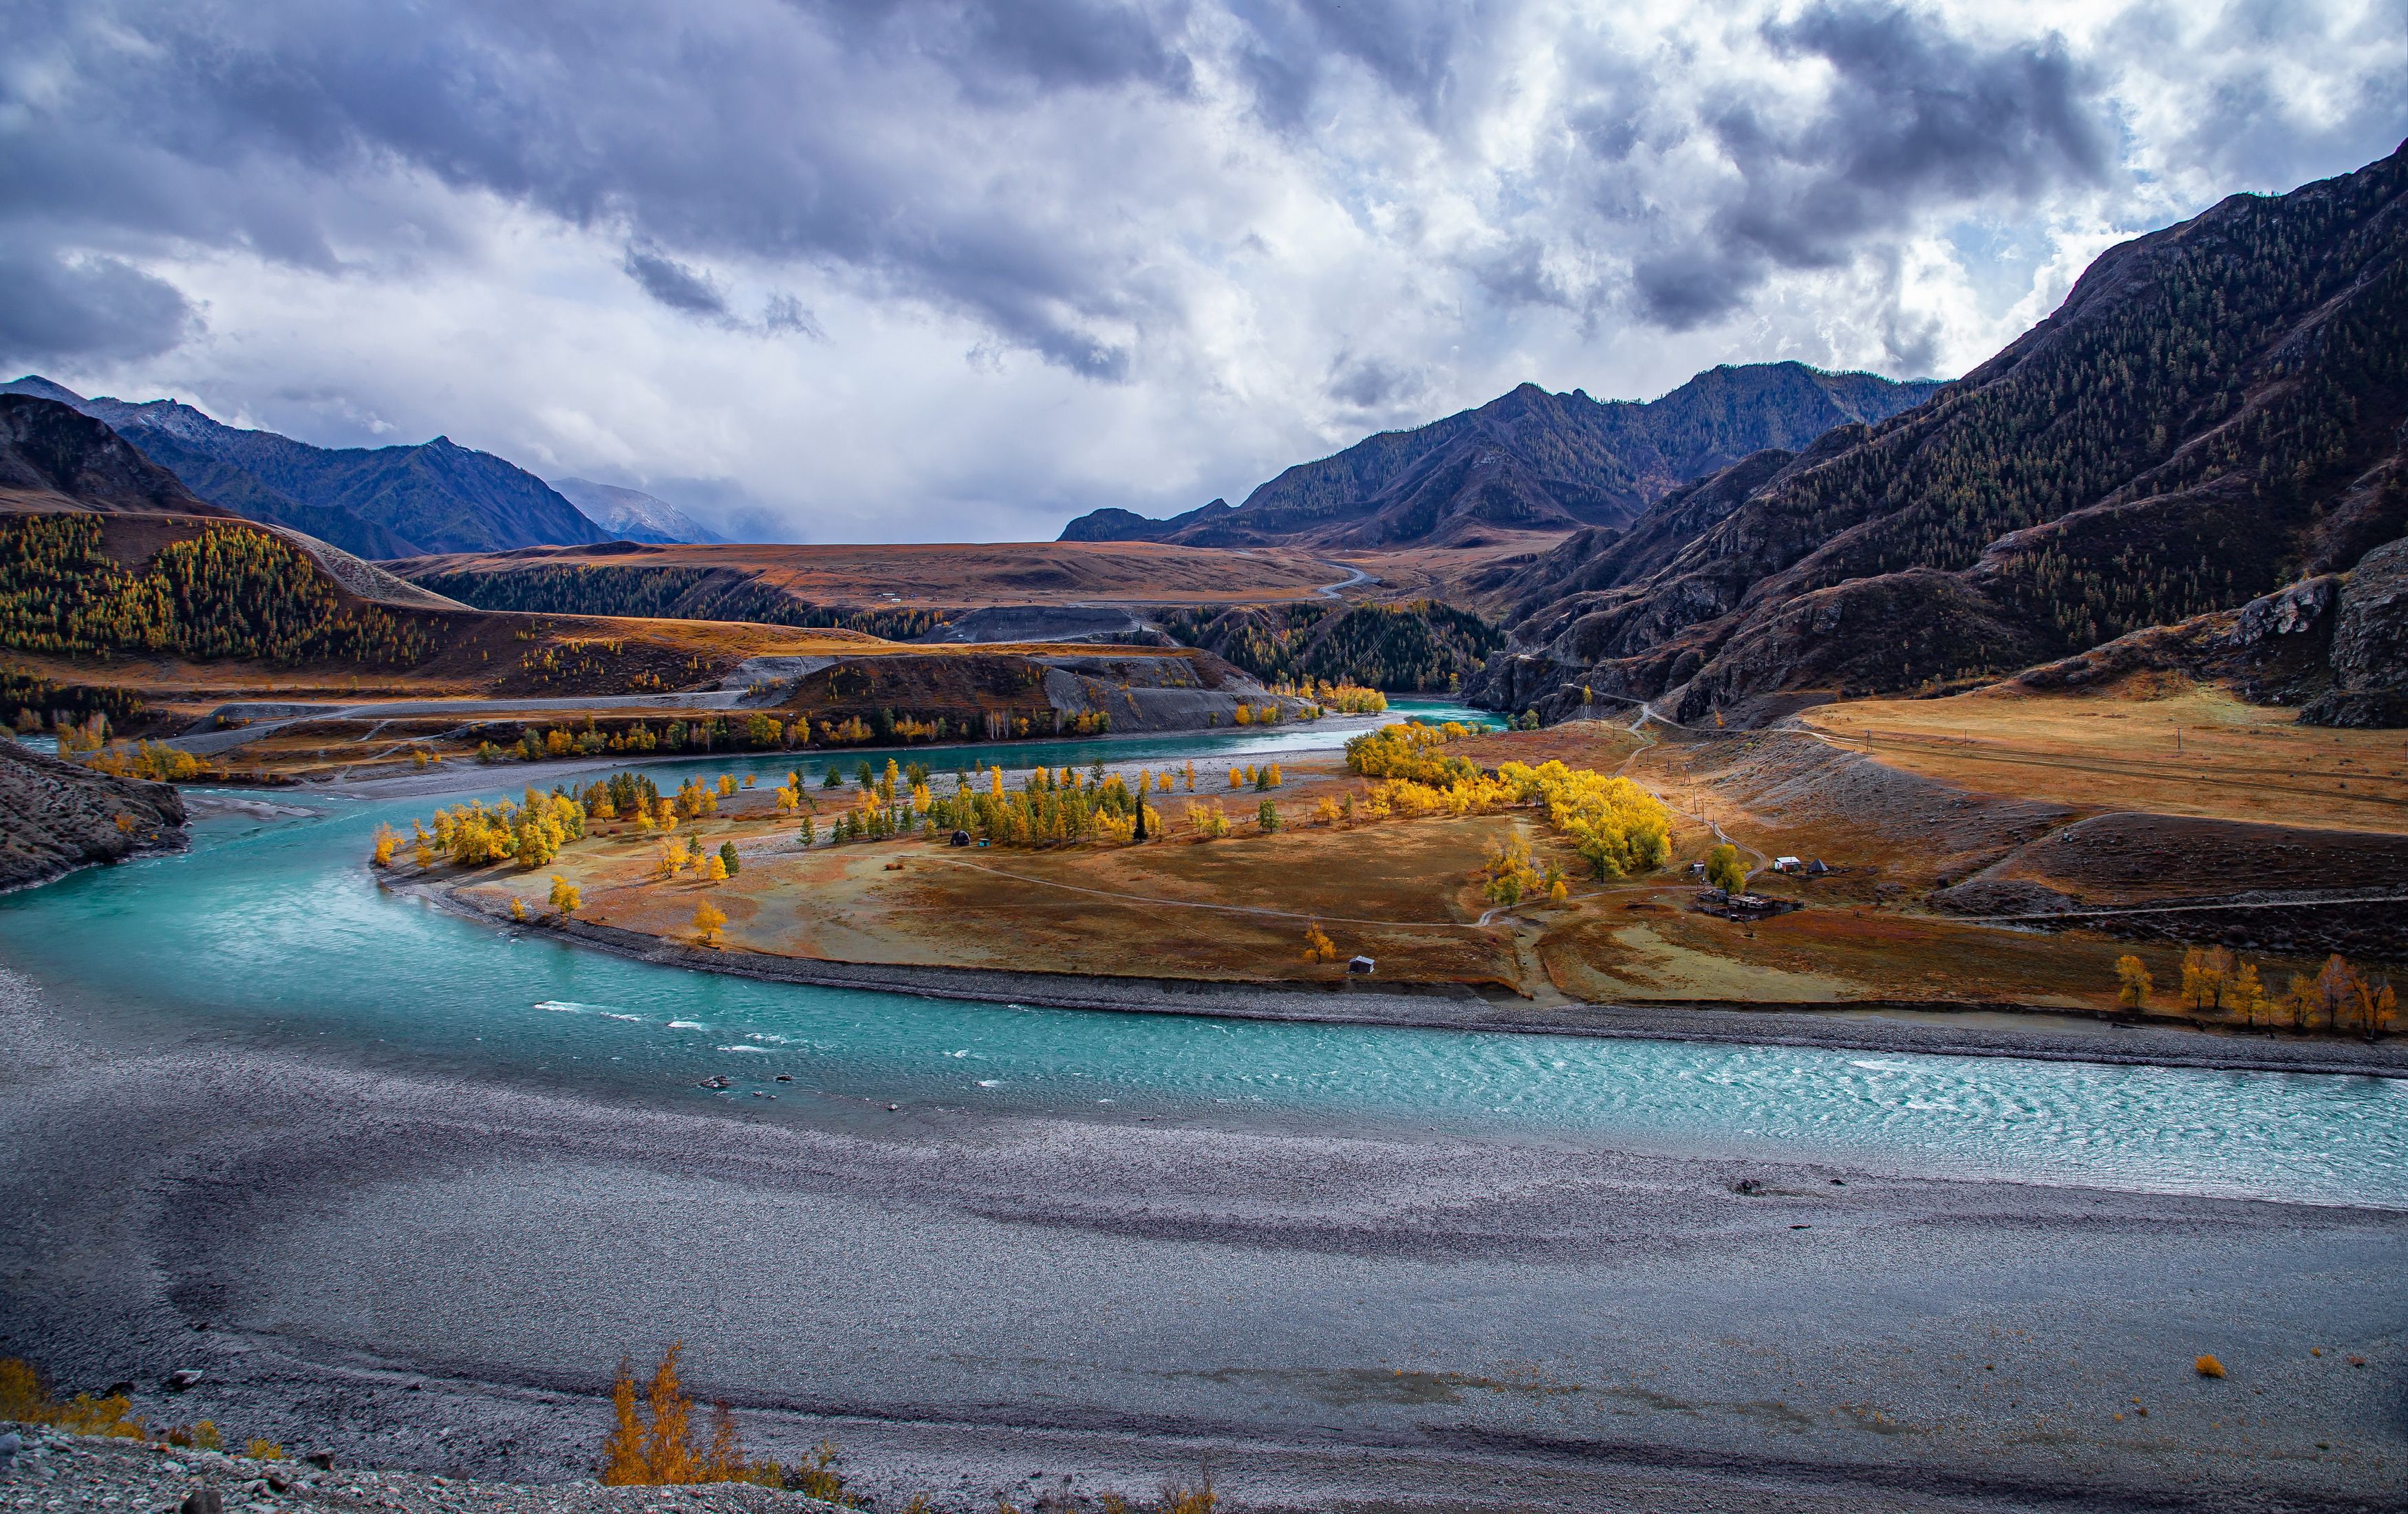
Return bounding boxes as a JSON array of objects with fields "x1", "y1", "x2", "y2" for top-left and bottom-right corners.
[
  {"x1": 1800, "y1": 678, "x2": 2408, "y2": 834},
  {"x1": 418, "y1": 726, "x2": 2393, "y2": 1026}
]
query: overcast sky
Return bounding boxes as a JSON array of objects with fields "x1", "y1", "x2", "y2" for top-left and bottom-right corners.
[{"x1": 3, "y1": 1, "x2": 2400, "y2": 543}]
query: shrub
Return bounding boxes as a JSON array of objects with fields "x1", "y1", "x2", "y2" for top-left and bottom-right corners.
[
  {"x1": 2195, "y1": 1354, "x2": 2226, "y2": 1378},
  {"x1": 599, "y1": 1344, "x2": 799, "y2": 1490},
  {"x1": 248, "y1": 1440, "x2": 285, "y2": 1461},
  {"x1": 0, "y1": 1359, "x2": 145, "y2": 1439}
]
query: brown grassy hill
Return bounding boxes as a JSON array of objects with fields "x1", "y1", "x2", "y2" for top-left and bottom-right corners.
[
  {"x1": 1473, "y1": 142, "x2": 2408, "y2": 728},
  {"x1": 389, "y1": 539, "x2": 1342, "y2": 629}
]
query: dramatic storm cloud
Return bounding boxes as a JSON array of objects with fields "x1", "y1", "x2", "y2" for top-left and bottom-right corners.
[{"x1": 1, "y1": 0, "x2": 2398, "y2": 541}]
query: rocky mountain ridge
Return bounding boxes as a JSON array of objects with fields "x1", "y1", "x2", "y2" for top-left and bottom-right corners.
[
  {"x1": 1063, "y1": 362, "x2": 1941, "y2": 550},
  {"x1": 548, "y1": 477, "x2": 724, "y2": 545},
  {"x1": 0, "y1": 377, "x2": 611, "y2": 559}
]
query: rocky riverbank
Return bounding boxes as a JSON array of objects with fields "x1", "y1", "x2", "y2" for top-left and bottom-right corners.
[
  {"x1": 0, "y1": 1425, "x2": 846, "y2": 1513},
  {"x1": 0, "y1": 739, "x2": 186, "y2": 891}
]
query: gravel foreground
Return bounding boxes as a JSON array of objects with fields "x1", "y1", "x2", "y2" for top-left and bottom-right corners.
[
  {"x1": 0, "y1": 1425, "x2": 846, "y2": 1513},
  {"x1": 3, "y1": 966, "x2": 2402, "y2": 1514}
]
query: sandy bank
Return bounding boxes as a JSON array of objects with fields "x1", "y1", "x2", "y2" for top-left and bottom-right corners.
[{"x1": 402, "y1": 875, "x2": 2408, "y2": 1080}]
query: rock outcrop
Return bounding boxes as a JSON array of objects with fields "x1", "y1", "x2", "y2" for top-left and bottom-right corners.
[{"x1": 0, "y1": 740, "x2": 187, "y2": 890}]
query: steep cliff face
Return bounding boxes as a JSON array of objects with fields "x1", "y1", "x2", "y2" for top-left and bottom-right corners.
[
  {"x1": 0, "y1": 740, "x2": 188, "y2": 891},
  {"x1": 1470, "y1": 143, "x2": 2408, "y2": 727}
]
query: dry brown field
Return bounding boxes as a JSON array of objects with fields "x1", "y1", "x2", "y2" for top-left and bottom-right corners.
[
  {"x1": 386, "y1": 539, "x2": 1351, "y2": 607},
  {"x1": 1800, "y1": 679, "x2": 2408, "y2": 834},
  {"x1": 1325, "y1": 530, "x2": 1576, "y2": 604}
]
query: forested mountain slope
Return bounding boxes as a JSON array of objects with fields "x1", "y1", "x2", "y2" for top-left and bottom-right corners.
[
  {"x1": 1154, "y1": 601, "x2": 1505, "y2": 691},
  {"x1": 1471, "y1": 142, "x2": 2408, "y2": 728},
  {"x1": 0, "y1": 378, "x2": 610, "y2": 557},
  {"x1": 1062, "y1": 363, "x2": 1939, "y2": 549}
]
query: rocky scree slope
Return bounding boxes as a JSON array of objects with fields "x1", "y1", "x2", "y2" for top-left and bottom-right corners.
[
  {"x1": 1470, "y1": 142, "x2": 2408, "y2": 728},
  {"x1": 1063, "y1": 363, "x2": 1939, "y2": 549},
  {"x1": 0, "y1": 739, "x2": 186, "y2": 890}
]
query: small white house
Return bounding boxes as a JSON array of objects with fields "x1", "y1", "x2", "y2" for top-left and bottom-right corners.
[
  {"x1": 1774, "y1": 856, "x2": 1803, "y2": 873},
  {"x1": 1347, "y1": 955, "x2": 1376, "y2": 975}
]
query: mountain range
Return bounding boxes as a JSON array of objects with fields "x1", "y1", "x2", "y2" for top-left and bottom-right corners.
[
  {"x1": 1468, "y1": 141, "x2": 2408, "y2": 729},
  {"x1": 1062, "y1": 363, "x2": 1942, "y2": 550},
  {"x1": 0, "y1": 377, "x2": 617, "y2": 559},
  {"x1": 0, "y1": 391, "x2": 465, "y2": 612},
  {"x1": 547, "y1": 477, "x2": 725, "y2": 545}
]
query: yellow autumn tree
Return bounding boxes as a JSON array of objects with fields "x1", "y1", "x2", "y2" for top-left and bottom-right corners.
[
  {"x1": 2180, "y1": 947, "x2": 2234, "y2": 1013},
  {"x1": 656, "y1": 836, "x2": 689, "y2": 879},
  {"x1": 370, "y1": 823, "x2": 400, "y2": 867},
  {"x1": 549, "y1": 875, "x2": 581, "y2": 916},
  {"x1": 692, "y1": 899, "x2": 728, "y2": 947},
  {"x1": 2231, "y1": 961, "x2": 2269, "y2": 1028},
  {"x1": 2114, "y1": 954, "x2": 2153, "y2": 1012},
  {"x1": 704, "y1": 852, "x2": 729, "y2": 883},
  {"x1": 1303, "y1": 925, "x2": 1337, "y2": 964}
]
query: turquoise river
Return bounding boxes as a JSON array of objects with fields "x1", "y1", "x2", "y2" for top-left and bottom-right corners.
[{"x1": 3, "y1": 700, "x2": 2402, "y2": 1209}]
